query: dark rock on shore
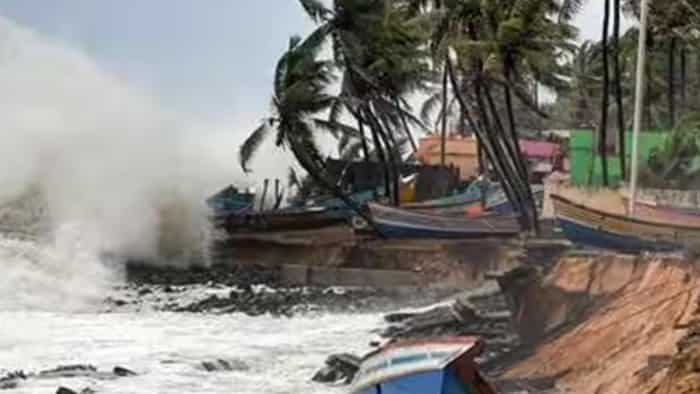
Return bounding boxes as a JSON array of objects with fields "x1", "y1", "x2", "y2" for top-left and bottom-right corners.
[
  {"x1": 40, "y1": 365, "x2": 98, "y2": 379},
  {"x1": 200, "y1": 359, "x2": 249, "y2": 372},
  {"x1": 119, "y1": 262, "x2": 458, "y2": 318},
  {"x1": 55, "y1": 387, "x2": 94, "y2": 394},
  {"x1": 0, "y1": 371, "x2": 26, "y2": 390},
  {"x1": 3, "y1": 364, "x2": 138, "y2": 391},
  {"x1": 312, "y1": 353, "x2": 361, "y2": 384},
  {"x1": 126, "y1": 263, "x2": 280, "y2": 287},
  {"x1": 170, "y1": 286, "x2": 396, "y2": 317},
  {"x1": 113, "y1": 366, "x2": 137, "y2": 377}
]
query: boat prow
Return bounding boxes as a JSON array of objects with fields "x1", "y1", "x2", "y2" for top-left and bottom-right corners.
[{"x1": 351, "y1": 336, "x2": 497, "y2": 394}]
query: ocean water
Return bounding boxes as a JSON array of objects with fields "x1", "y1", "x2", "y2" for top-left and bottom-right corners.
[
  {"x1": 0, "y1": 233, "x2": 381, "y2": 394},
  {"x1": 0, "y1": 309, "x2": 380, "y2": 394}
]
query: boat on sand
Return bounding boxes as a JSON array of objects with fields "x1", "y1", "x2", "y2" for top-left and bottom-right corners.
[{"x1": 366, "y1": 202, "x2": 520, "y2": 239}]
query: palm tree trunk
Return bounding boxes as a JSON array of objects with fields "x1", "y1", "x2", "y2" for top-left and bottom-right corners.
[
  {"x1": 260, "y1": 178, "x2": 269, "y2": 211},
  {"x1": 645, "y1": 51, "x2": 653, "y2": 129},
  {"x1": 482, "y1": 81, "x2": 532, "y2": 231},
  {"x1": 287, "y1": 141, "x2": 380, "y2": 233},
  {"x1": 373, "y1": 109, "x2": 402, "y2": 207},
  {"x1": 475, "y1": 81, "x2": 529, "y2": 230},
  {"x1": 393, "y1": 96, "x2": 419, "y2": 153},
  {"x1": 363, "y1": 106, "x2": 392, "y2": 201},
  {"x1": 598, "y1": 0, "x2": 610, "y2": 186},
  {"x1": 613, "y1": 0, "x2": 626, "y2": 180},
  {"x1": 504, "y1": 65, "x2": 539, "y2": 233},
  {"x1": 357, "y1": 118, "x2": 370, "y2": 163},
  {"x1": 668, "y1": 37, "x2": 677, "y2": 128},
  {"x1": 441, "y1": 60, "x2": 448, "y2": 166},
  {"x1": 681, "y1": 47, "x2": 687, "y2": 118}
]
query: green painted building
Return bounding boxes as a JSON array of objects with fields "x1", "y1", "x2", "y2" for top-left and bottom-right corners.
[{"x1": 569, "y1": 130, "x2": 668, "y2": 186}]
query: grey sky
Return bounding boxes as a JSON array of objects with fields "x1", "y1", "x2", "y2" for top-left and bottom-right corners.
[
  {"x1": 0, "y1": 2, "x2": 631, "y2": 180},
  {"x1": 0, "y1": 2, "x2": 627, "y2": 120}
]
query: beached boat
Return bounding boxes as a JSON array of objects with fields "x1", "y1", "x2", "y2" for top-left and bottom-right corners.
[
  {"x1": 351, "y1": 336, "x2": 497, "y2": 394},
  {"x1": 485, "y1": 185, "x2": 545, "y2": 214},
  {"x1": 366, "y1": 202, "x2": 519, "y2": 239},
  {"x1": 407, "y1": 199, "x2": 485, "y2": 217},
  {"x1": 402, "y1": 182, "x2": 499, "y2": 217},
  {"x1": 551, "y1": 194, "x2": 700, "y2": 252},
  {"x1": 621, "y1": 197, "x2": 700, "y2": 226},
  {"x1": 206, "y1": 185, "x2": 255, "y2": 215},
  {"x1": 212, "y1": 206, "x2": 347, "y2": 233}
]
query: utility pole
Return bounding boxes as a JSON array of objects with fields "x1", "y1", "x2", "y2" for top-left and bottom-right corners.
[{"x1": 628, "y1": 0, "x2": 650, "y2": 215}]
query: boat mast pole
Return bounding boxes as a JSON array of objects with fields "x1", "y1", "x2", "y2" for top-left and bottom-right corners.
[{"x1": 628, "y1": 0, "x2": 650, "y2": 215}]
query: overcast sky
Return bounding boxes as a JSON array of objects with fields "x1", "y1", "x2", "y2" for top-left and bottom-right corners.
[
  {"x1": 0, "y1": 2, "x2": 630, "y2": 119},
  {"x1": 0, "y1": 2, "x2": 632, "y2": 179}
]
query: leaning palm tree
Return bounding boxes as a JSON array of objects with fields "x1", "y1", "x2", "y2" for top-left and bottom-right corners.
[
  {"x1": 299, "y1": 0, "x2": 430, "y2": 206},
  {"x1": 239, "y1": 35, "x2": 334, "y2": 174},
  {"x1": 427, "y1": 0, "x2": 578, "y2": 232},
  {"x1": 238, "y1": 36, "x2": 369, "y2": 218}
]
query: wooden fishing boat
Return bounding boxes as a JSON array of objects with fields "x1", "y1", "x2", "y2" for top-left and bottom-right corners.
[
  {"x1": 552, "y1": 194, "x2": 700, "y2": 252},
  {"x1": 366, "y1": 202, "x2": 519, "y2": 239},
  {"x1": 621, "y1": 197, "x2": 700, "y2": 226},
  {"x1": 403, "y1": 188, "x2": 482, "y2": 209},
  {"x1": 485, "y1": 185, "x2": 545, "y2": 214},
  {"x1": 407, "y1": 200, "x2": 485, "y2": 217},
  {"x1": 351, "y1": 336, "x2": 497, "y2": 394},
  {"x1": 212, "y1": 206, "x2": 347, "y2": 233},
  {"x1": 402, "y1": 182, "x2": 498, "y2": 217}
]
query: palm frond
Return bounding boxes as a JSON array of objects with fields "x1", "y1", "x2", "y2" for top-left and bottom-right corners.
[
  {"x1": 312, "y1": 118, "x2": 361, "y2": 140},
  {"x1": 239, "y1": 119, "x2": 274, "y2": 172},
  {"x1": 299, "y1": 0, "x2": 330, "y2": 23}
]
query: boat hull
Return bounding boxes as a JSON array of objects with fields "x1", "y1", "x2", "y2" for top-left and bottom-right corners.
[
  {"x1": 213, "y1": 209, "x2": 347, "y2": 233},
  {"x1": 367, "y1": 202, "x2": 519, "y2": 239},
  {"x1": 351, "y1": 336, "x2": 496, "y2": 394},
  {"x1": 558, "y1": 217, "x2": 679, "y2": 253},
  {"x1": 552, "y1": 194, "x2": 700, "y2": 252},
  {"x1": 622, "y1": 197, "x2": 700, "y2": 226}
]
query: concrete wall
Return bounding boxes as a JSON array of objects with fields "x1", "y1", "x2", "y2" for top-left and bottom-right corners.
[
  {"x1": 217, "y1": 237, "x2": 521, "y2": 289},
  {"x1": 281, "y1": 264, "x2": 424, "y2": 288}
]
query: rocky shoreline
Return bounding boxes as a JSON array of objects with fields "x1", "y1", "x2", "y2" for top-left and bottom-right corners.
[
  {"x1": 111, "y1": 262, "x2": 458, "y2": 317},
  {"x1": 0, "y1": 365, "x2": 137, "y2": 393},
  {"x1": 117, "y1": 262, "x2": 532, "y2": 391}
]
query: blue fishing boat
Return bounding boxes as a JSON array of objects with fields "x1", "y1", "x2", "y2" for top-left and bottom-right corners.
[
  {"x1": 403, "y1": 182, "x2": 497, "y2": 217},
  {"x1": 551, "y1": 194, "x2": 700, "y2": 252},
  {"x1": 351, "y1": 336, "x2": 497, "y2": 394},
  {"x1": 366, "y1": 202, "x2": 520, "y2": 239},
  {"x1": 404, "y1": 181, "x2": 494, "y2": 208},
  {"x1": 206, "y1": 185, "x2": 255, "y2": 215}
]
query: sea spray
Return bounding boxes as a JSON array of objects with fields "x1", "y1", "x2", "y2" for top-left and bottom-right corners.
[
  {"x1": 0, "y1": 229, "x2": 116, "y2": 312},
  {"x1": 0, "y1": 15, "x2": 235, "y2": 266}
]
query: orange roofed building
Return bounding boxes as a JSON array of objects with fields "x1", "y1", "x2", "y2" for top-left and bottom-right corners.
[{"x1": 416, "y1": 135, "x2": 480, "y2": 181}]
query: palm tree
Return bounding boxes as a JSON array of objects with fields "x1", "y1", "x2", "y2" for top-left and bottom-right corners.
[
  {"x1": 406, "y1": 0, "x2": 580, "y2": 232},
  {"x1": 238, "y1": 36, "x2": 370, "y2": 219},
  {"x1": 239, "y1": 36, "x2": 338, "y2": 174},
  {"x1": 298, "y1": 0, "x2": 430, "y2": 206}
]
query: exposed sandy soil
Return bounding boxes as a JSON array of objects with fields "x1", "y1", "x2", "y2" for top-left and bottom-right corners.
[{"x1": 502, "y1": 254, "x2": 700, "y2": 394}]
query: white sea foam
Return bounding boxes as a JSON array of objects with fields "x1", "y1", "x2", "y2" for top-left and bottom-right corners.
[{"x1": 0, "y1": 311, "x2": 379, "y2": 394}]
